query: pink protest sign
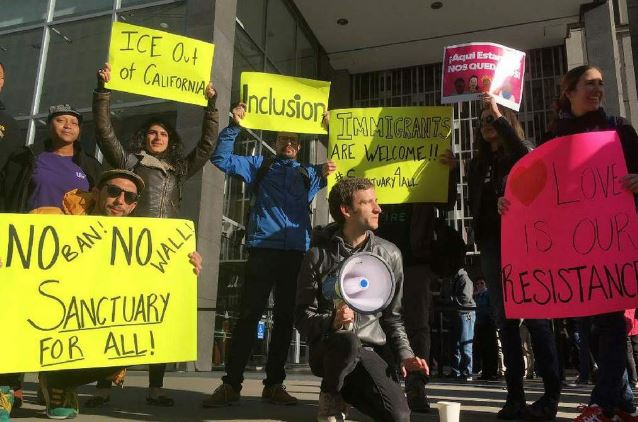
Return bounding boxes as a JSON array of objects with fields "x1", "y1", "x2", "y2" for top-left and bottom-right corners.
[
  {"x1": 441, "y1": 42, "x2": 525, "y2": 111},
  {"x1": 501, "y1": 131, "x2": 638, "y2": 319}
]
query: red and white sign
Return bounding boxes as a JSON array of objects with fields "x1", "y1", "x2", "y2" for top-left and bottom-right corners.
[
  {"x1": 441, "y1": 42, "x2": 525, "y2": 111},
  {"x1": 501, "y1": 131, "x2": 638, "y2": 318}
]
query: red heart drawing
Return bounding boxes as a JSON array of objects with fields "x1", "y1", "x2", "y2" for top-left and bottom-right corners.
[{"x1": 509, "y1": 159, "x2": 547, "y2": 206}]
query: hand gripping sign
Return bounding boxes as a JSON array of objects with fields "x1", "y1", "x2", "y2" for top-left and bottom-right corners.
[
  {"x1": 106, "y1": 21, "x2": 215, "y2": 106},
  {"x1": 501, "y1": 131, "x2": 638, "y2": 319},
  {"x1": 441, "y1": 42, "x2": 525, "y2": 111},
  {"x1": 0, "y1": 214, "x2": 197, "y2": 372},
  {"x1": 240, "y1": 72, "x2": 331, "y2": 134},
  {"x1": 327, "y1": 106, "x2": 453, "y2": 204}
]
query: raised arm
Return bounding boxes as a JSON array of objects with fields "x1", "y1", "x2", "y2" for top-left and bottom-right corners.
[
  {"x1": 93, "y1": 63, "x2": 132, "y2": 169},
  {"x1": 184, "y1": 83, "x2": 220, "y2": 179},
  {"x1": 209, "y1": 103, "x2": 261, "y2": 184}
]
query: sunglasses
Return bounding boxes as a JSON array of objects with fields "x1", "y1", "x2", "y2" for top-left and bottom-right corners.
[
  {"x1": 276, "y1": 136, "x2": 299, "y2": 144},
  {"x1": 477, "y1": 115, "x2": 495, "y2": 128},
  {"x1": 105, "y1": 184, "x2": 139, "y2": 204}
]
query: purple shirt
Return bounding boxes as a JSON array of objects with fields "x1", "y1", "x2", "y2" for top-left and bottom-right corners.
[{"x1": 28, "y1": 152, "x2": 90, "y2": 211}]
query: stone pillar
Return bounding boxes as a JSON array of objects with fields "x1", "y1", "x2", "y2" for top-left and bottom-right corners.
[
  {"x1": 583, "y1": 0, "x2": 625, "y2": 116},
  {"x1": 565, "y1": 26, "x2": 587, "y2": 70},
  {"x1": 176, "y1": 0, "x2": 237, "y2": 371}
]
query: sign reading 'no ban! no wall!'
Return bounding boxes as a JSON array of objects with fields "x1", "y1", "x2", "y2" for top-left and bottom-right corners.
[
  {"x1": 106, "y1": 22, "x2": 215, "y2": 106},
  {"x1": 501, "y1": 131, "x2": 638, "y2": 319},
  {"x1": 240, "y1": 72, "x2": 331, "y2": 134},
  {"x1": 0, "y1": 213, "x2": 197, "y2": 372}
]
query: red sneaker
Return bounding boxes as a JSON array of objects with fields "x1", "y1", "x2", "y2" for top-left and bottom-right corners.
[{"x1": 573, "y1": 405, "x2": 613, "y2": 422}]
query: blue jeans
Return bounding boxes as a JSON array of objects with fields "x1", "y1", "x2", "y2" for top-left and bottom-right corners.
[
  {"x1": 590, "y1": 312, "x2": 635, "y2": 416},
  {"x1": 451, "y1": 311, "x2": 476, "y2": 377},
  {"x1": 479, "y1": 235, "x2": 561, "y2": 403}
]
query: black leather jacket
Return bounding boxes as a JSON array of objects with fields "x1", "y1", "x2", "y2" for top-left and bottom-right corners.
[
  {"x1": 93, "y1": 91, "x2": 219, "y2": 218},
  {"x1": 295, "y1": 223, "x2": 415, "y2": 362}
]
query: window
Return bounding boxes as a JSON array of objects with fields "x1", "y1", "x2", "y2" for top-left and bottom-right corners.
[
  {"x1": 237, "y1": 0, "x2": 266, "y2": 48},
  {"x1": 0, "y1": 0, "x2": 46, "y2": 30},
  {"x1": 0, "y1": 29, "x2": 42, "y2": 116},
  {"x1": 40, "y1": 16, "x2": 112, "y2": 112},
  {"x1": 54, "y1": 0, "x2": 113, "y2": 19},
  {"x1": 265, "y1": 0, "x2": 296, "y2": 75}
]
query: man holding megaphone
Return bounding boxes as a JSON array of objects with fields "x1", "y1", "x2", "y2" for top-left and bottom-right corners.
[{"x1": 295, "y1": 177, "x2": 428, "y2": 422}]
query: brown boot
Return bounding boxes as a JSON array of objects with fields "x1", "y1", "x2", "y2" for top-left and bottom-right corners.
[
  {"x1": 261, "y1": 384, "x2": 298, "y2": 405},
  {"x1": 202, "y1": 384, "x2": 240, "y2": 408}
]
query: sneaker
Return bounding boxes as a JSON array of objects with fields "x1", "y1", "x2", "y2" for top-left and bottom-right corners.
[
  {"x1": 39, "y1": 374, "x2": 78, "y2": 420},
  {"x1": 406, "y1": 382, "x2": 431, "y2": 413},
  {"x1": 498, "y1": 400, "x2": 528, "y2": 420},
  {"x1": 0, "y1": 387, "x2": 14, "y2": 422},
  {"x1": 525, "y1": 397, "x2": 558, "y2": 421},
  {"x1": 616, "y1": 409, "x2": 638, "y2": 421},
  {"x1": 202, "y1": 384, "x2": 240, "y2": 408},
  {"x1": 262, "y1": 384, "x2": 298, "y2": 406},
  {"x1": 575, "y1": 377, "x2": 590, "y2": 386},
  {"x1": 573, "y1": 405, "x2": 613, "y2": 422},
  {"x1": 317, "y1": 391, "x2": 347, "y2": 422}
]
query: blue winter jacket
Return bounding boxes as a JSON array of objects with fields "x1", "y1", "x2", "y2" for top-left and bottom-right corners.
[{"x1": 210, "y1": 125, "x2": 326, "y2": 251}]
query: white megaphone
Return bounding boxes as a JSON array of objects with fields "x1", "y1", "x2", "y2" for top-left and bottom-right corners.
[{"x1": 323, "y1": 252, "x2": 396, "y2": 330}]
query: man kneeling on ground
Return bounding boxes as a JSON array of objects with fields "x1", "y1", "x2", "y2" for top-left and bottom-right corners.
[
  {"x1": 33, "y1": 169, "x2": 201, "y2": 420},
  {"x1": 295, "y1": 177, "x2": 428, "y2": 422}
]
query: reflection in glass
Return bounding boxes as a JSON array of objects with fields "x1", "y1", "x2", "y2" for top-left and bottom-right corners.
[
  {"x1": 237, "y1": 0, "x2": 265, "y2": 48},
  {"x1": 54, "y1": 0, "x2": 113, "y2": 19},
  {"x1": 265, "y1": 0, "x2": 295, "y2": 75},
  {"x1": 0, "y1": 29, "x2": 42, "y2": 116},
  {"x1": 40, "y1": 16, "x2": 111, "y2": 112},
  {"x1": 231, "y1": 29, "x2": 264, "y2": 106},
  {"x1": 296, "y1": 27, "x2": 316, "y2": 78},
  {"x1": 0, "y1": 0, "x2": 46, "y2": 30}
]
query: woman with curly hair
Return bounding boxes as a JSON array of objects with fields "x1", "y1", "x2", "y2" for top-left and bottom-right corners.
[{"x1": 86, "y1": 62, "x2": 219, "y2": 406}]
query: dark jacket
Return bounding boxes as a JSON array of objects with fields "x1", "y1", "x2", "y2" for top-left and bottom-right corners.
[
  {"x1": 541, "y1": 108, "x2": 638, "y2": 173},
  {"x1": 0, "y1": 139, "x2": 102, "y2": 212},
  {"x1": 210, "y1": 125, "x2": 326, "y2": 251},
  {"x1": 467, "y1": 117, "x2": 533, "y2": 243},
  {"x1": 93, "y1": 91, "x2": 219, "y2": 218},
  {"x1": 440, "y1": 268, "x2": 476, "y2": 312},
  {"x1": 0, "y1": 100, "x2": 22, "y2": 170},
  {"x1": 376, "y1": 168, "x2": 458, "y2": 266},
  {"x1": 295, "y1": 224, "x2": 415, "y2": 362}
]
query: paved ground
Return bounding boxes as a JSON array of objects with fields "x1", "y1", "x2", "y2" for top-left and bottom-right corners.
[{"x1": 9, "y1": 371, "x2": 592, "y2": 421}]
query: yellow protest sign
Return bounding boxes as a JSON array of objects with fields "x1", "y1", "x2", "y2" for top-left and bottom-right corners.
[
  {"x1": 328, "y1": 107, "x2": 453, "y2": 204},
  {"x1": 0, "y1": 214, "x2": 197, "y2": 373},
  {"x1": 240, "y1": 72, "x2": 330, "y2": 134},
  {"x1": 105, "y1": 21, "x2": 214, "y2": 106}
]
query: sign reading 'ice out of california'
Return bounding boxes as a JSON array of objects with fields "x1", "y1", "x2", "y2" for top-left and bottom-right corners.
[
  {"x1": 501, "y1": 131, "x2": 638, "y2": 319},
  {"x1": 106, "y1": 22, "x2": 215, "y2": 106},
  {"x1": 0, "y1": 214, "x2": 197, "y2": 373},
  {"x1": 441, "y1": 42, "x2": 525, "y2": 111}
]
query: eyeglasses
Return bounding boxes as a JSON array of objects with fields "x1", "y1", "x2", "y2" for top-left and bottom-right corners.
[
  {"x1": 276, "y1": 136, "x2": 299, "y2": 145},
  {"x1": 105, "y1": 184, "x2": 139, "y2": 204}
]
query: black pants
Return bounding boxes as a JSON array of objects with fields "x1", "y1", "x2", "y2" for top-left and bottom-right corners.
[
  {"x1": 474, "y1": 320, "x2": 499, "y2": 377},
  {"x1": 627, "y1": 335, "x2": 638, "y2": 384},
  {"x1": 96, "y1": 363, "x2": 165, "y2": 389},
  {"x1": 402, "y1": 264, "x2": 432, "y2": 391},
  {"x1": 0, "y1": 373, "x2": 21, "y2": 389},
  {"x1": 222, "y1": 248, "x2": 304, "y2": 391},
  {"x1": 44, "y1": 367, "x2": 124, "y2": 389},
  {"x1": 309, "y1": 331, "x2": 411, "y2": 422}
]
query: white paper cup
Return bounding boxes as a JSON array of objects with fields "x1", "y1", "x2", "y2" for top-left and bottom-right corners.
[{"x1": 437, "y1": 401, "x2": 461, "y2": 422}]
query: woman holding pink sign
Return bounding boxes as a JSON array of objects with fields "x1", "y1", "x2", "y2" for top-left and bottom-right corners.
[
  {"x1": 538, "y1": 65, "x2": 638, "y2": 422},
  {"x1": 468, "y1": 93, "x2": 563, "y2": 421}
]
